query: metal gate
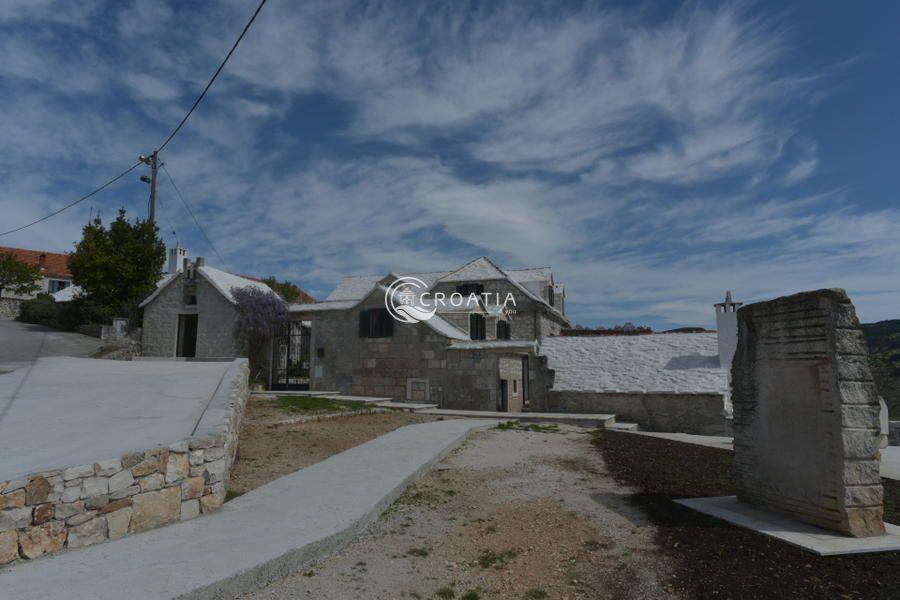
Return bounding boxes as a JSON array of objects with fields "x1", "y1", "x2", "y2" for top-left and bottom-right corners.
[{"x1": 271, "y1": 321, "x2": 310, "y2": 390}]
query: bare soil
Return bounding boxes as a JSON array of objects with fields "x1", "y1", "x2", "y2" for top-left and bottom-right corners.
[
  {"x1": 592, "y1": 429, "x2": 900, "y2": 599},
  {"x1": 228, "y1": 398, "x2": 440, "y2": 496},
  {"x1": 240, "y1": 424, "x2": 677, "y2": 600}
]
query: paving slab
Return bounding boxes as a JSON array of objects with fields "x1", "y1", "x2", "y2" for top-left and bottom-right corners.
[
  {"x1": 0, "y1": 418, "x2": 497, "y2": 599},
  {"x1": 676, "y1": 496, "x2": 900, "y2": 556},
  {"x1": 0, "y1": 357, "x2": 233, "y2": 480},
  {"x1": 416, "y1": 408, "x2": 615, "y2": 427}
]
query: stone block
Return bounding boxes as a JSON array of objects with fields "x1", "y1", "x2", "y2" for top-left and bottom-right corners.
[
  {"x1": 32, "y1": 503, "x2": 54, "y2": 525},
  {"x1": 121, "y1": 452, "x2": 143, "y2": 470},
  {"x1": 138, "y1": 473, "x2": 165, "y2": 492},
  {"x1": 188, "y1": 450, "x2": 204, "y2": 466},
  {"x1": 204, "y1": 446, "x2": 226, "y2": 462},
  {"x1": 165, "y1": 452, "x2": 190, "y2": 483},
  {"x1": 54, "y1": 501, "x2": 85, "y2": 520},
  {"x1": 108, "y1": 469, "x2": 135, "y2": 494},
  {"x1": 106, "y1": 507, "x2": 132, "y2": 540},
  {"x1": 61, "y1": 485, "x2": 82, "y2": 503},
  {"x1": 0, "y1": 489, "x2": 26, "y2": 510},
  {"x1": 63, "y1": 464, "x2": 94, "y2": 481},
  {"x1": 67, "y1": 511, "x2": 97, "y2": 526},
  {"x1": 25, "y1": 477, "x2": 51, "y2": 505},
  {"x1": 17, "y1": 521, "x2": 66, "y2": 559},
  {"x1": 199, "y1": 491, "x2": 224, "y2": 513},
  {"x1": 68, "y1": 516, "x2": 108, "y2": 549},
  {"x1": 0, "y1": 507, "x2": 33, "y2": 532},
  {"x1": 0, "y1": 530, "x2": 17, "y2": 565},
  {"x1": 131, "y1": 457, "x2": 159, "y2": 477},
  {"x1": 85, "y1": 494, "x2": 109, "y2": 510},
  {"x1": 82, "y1": 476, "x2": 109, "y2": 498},
  {"x1": 204, "y1": 458, "x2": 227, "y2": 483},
  {"x1": 181, "y1": 477, "x2": 204, "y2": 500},
  {"x1": 94, "y1": 459, "x2": 121, "y2": 477},
  {"x1": 110, "y1": 485, "x2": 141, "y2": 501},
  {"x1": 98, "y1": 497, "x2": 132, "y2": 515},
  {"x1": 131, "y1": 487, "x2": 181, "y2": 533},
  {"x1": 3, "y1": 480, "x2": 26, "y2": 494},
  {"x1": 180, "y1": 499, "x2": 200, "y2": 521},
  {"x1": 169, "y1": 440, "x2": 189, "y2": 453}
]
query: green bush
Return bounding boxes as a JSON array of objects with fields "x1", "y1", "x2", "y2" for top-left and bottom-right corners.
[
  {"x1": 18, "y1": 295, "x2": 59, "y2": 326},
  {"x1": 56, "y1": 296, "x2": 116, "y2": 330}
]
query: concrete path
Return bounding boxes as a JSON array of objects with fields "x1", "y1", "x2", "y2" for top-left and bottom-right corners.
[
  {"x1": 0, "y1": 357, "x2": 233, "y2": 480},
  {"x1": 417, "y1": 408, "x2": 615, "y2": 428},
  {"x1": 0, "y1": 418, "x2": 497, "y2": 600},
  {"x1": 619, "y1": 429, "x2": 900, "y2": 481},
  {"x1": 0, "y1": 318, "x2": 104, "y2": 373}
]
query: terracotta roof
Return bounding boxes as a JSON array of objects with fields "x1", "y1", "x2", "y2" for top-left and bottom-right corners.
[{"x1": 0, "y1": 246, "x2": 71, "y2": 279}]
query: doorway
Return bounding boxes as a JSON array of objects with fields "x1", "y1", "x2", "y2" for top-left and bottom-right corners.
[
  {"x1": 176, "y1": 314, "x2": 198, "y2": 358},
  {"x1": 498, "y1": 380, "x2": 509, "y2": 412}
]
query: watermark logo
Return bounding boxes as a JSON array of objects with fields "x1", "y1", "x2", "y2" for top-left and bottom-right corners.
[
  {"x1": 384, "y1": 276, "x2": 517, "y2": 323},
  {"x1": 385, "y1": 277, "x2": 436, "y2": 323}
]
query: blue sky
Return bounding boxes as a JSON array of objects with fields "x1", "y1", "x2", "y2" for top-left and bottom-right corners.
[{"x1": 1, "y1": 0, "x2": 897, "y2": 330}]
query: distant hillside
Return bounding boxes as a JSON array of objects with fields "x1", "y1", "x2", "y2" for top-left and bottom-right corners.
[{"x1": 861, "y1": 320, "x2": 900, "y2": 417}]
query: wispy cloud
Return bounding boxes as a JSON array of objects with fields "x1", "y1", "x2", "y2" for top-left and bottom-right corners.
[{"x1": 0, "y1": 0, "x2": 895, "y2": 328}]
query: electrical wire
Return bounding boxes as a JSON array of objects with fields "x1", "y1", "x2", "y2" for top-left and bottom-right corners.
[
  {"x1": 0, "y1": 161, "x2": 142, "y2": 237},
  {"x1": 157, "y1": 0, "x2": 268, "y2": 152},
  {"x1": 0, "y1": 0, "x2": 268, "y2": 237},
  {"x1": 161, "y1": 163, "x2": 228, "y2": 270}
]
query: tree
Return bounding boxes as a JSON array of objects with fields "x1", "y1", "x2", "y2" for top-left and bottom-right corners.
[
  {"x1": 233, "y1": 286, "x2": 288, "y2": 382},
  {"x1": 0, "y1": 250, "x2": 41, "y2": 297},
  {"x1": 261, "y1": 276, "x2": 307, "y2": 304},
  {"x1": 68, "y1": 208, "x2": 165, "y2": 322}
]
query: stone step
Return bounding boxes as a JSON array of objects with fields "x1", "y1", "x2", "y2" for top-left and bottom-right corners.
[{"x1": 606, "y1": 421, "x2": 639, "y2": 432}]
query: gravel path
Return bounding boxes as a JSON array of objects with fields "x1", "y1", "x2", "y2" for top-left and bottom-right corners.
[{"x1": 241, "y1": 424, "x2": 677, "y2": 600}]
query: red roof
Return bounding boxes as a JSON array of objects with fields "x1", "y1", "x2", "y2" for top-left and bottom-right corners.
[{"x1": 0, "y1": 246, "x2": 72, "y2": 280}]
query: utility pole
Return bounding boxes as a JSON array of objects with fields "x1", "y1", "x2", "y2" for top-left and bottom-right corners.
[{"x1": 139, "y1": 151, "x2": 159, "y2": 223}]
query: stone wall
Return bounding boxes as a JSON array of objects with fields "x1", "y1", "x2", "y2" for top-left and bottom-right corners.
[
  {"x1": 0, "y1": 359, "x2": 249, "y2": 566},
  {"x1": 0, "y1": 298, "x2": 22, "y2": 319},
  {"x1": 535, "y1": 390, "x2": 730, "y2": 435},
  {"x1": 732, "y1": 289, "x2": 884, "y2": 537}
]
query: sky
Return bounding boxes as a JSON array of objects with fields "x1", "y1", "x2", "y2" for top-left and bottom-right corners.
[{"x1": 0, "y1": 0, "x2": 898, "y2": 330}]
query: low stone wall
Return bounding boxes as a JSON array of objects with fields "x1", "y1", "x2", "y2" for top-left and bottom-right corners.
[
  {"x1": 0, "y1": 298, "x2": 22, "y2": 319},
  {"x1": 0, "y1": 359, "x2": 249, "y2": 566},
  {"x1": 537, "y1": 390, "x2": 730, "y2": 435}
]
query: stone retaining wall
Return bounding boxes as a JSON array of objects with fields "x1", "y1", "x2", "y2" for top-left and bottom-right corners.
[
  {"x1": 536, "y1": 390, "x2": 730, "y2": 435},
  {"x1": 0, "y1": 298, "x2": 22, "y2": 319},
  {"x1": 0, "y1": 359, "x2": 249, "y2": 566}
]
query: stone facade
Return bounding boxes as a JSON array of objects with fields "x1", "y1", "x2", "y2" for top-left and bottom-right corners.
[
  {"x1": 0, "y1": 360, "x2": 249, "y2": 566},
  {"x1": 732, "y1": 289, "x2": 884, "y2": 537},
  {"x1": 142, "y1": 273, "x2": 239, "y2": 358},
  {"x1": 0, "y1": 298, "x2": 22, "y2": 319}
]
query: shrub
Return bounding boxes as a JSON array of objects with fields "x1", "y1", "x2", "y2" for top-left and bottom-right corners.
[{"x1": 18, "y1": 295, "x2": 59, "y2": 326}]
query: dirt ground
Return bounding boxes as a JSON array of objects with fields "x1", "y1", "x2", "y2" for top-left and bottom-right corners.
[
  {"x1": 240, "y1": 424, "x2": 678, "y2": 600},
  {"x1": 228, "y1": 398, "x2": 439, "y2": 496}
]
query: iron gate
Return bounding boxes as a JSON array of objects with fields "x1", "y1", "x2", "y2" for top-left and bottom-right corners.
[{"x1": 271, "y1": 321, "x2": 311, "y2": 390}]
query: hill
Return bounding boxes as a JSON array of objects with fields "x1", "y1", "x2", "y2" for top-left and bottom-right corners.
[{"x1": 861, "y1": 320, "x2": 900, "y2": 417}]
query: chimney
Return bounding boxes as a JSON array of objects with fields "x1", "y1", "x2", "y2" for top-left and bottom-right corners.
[
  {"x1": 38, "y1": 253, "x2": 46, "y2": 271},
  {"x1": 714, "y1": 290, "x2": 743, "y2": 372},
  {"x1": 168, "y1": 244, "x2": 188, "y2": 274}
]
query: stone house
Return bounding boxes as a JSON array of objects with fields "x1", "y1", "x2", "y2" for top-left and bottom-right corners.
[
  {"x1": 140, "y1": 253, "x2": 275, "y2": 360},
  {"x1": 288, "y1": 257, "x2": 569, "y2": 410},
  {"x1": 0, "y1": 246, "x2": 73, "y2": 318}
]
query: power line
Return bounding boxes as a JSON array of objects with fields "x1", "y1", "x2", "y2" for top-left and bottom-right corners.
[
  {"x1": 158, "y1": 0, "x2": 268, "y2": 152},
  {"x1": 0, "y1": 0, "x2": 268, "y2": 237},
  {"x1": 0, "y1": 161, "x2": 142, "y2": 237},
  {"x1": 161, "y1": 163, "x2": 228, "y2": 270}
]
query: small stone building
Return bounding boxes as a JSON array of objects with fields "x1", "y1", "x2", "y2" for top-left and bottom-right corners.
[
  {"x1": 289, "y1": 257, "x2": 569, "y2": 410},
  {"x1": 140, "y1": 255, "x2": 275, "y2": 359}
]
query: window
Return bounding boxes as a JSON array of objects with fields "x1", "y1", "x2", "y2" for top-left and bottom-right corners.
[
  {"x1": 469, "y1": 313, "x2": 486, "y2": 340},
  {"x1": 547, "y1": 284, "x2": 555, "y2": 306},
  {"x1": 456, "y1": 283, "x2": 484, "y2": 297},
  {"x1": 496, "y1": 320, "x2": 510, "y2": 340},
  {"x1": 48, "y1": 280, "x2": 70, "y2": 294},
  {"x1": 359, "y1": 308, "x2": 394, "y2": 338}
]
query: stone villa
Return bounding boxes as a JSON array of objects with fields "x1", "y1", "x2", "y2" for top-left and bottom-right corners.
[
  {"x1": 0, "y1": 246, "x2": 73, "y2": 318},
  {"x1": 289, "y1": 257, "x2": 739, "y2": 433}
]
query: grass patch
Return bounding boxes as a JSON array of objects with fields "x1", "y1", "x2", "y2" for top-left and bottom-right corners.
[
  {"x1": 592, "y1": 428, "x2": 900, "y2": 599},
  {"x1": 407, "y1": 546, "x2": 431, "y2": 557},
  {"x1": 224, "y1": 489, "x2": 245, "y2": 502},
  {"x1": 524, "y1": 590, "x2": 548, "y2": 600},
  {"x1": 435, "y1": 586, "x2": 455, "y2": 599},
  {"x1": 475, "y1": 548, "x2": 518, "y2": 569},
  {"x1": 460, "y1": 591, "x2": 481, "y2": 600},
  {"x1": 276, "y1": 395, "x2": 368, "y2": 415}
]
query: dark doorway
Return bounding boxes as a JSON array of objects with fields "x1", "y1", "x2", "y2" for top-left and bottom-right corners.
[
  {"x1": 498, "y1": 380, "x2": 509, "y2": 412},
  {"x1": 176, "y1": 314, "x2": 198, "y2": 358},
  {"x1": 521, "y1": 355, "x2": 530, "y2": 408},
  {"x1": 272, "y1": 321, "x2": 310, "y2": 390}
]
